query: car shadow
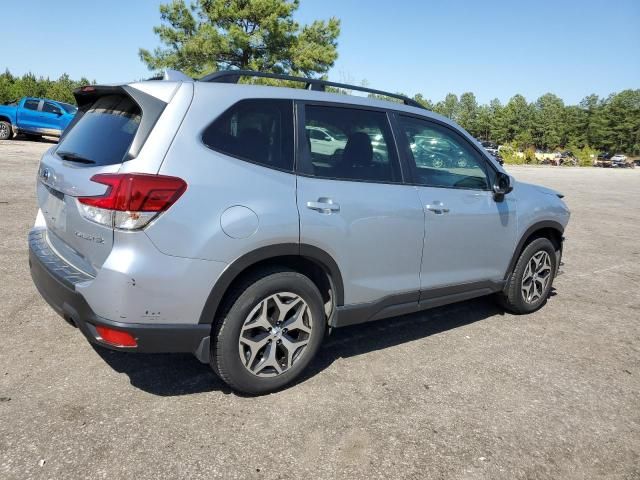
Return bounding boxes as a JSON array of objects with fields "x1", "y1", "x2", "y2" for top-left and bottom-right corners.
[
  {"x1": 16, "y1": 134, "x2": 58, "y2": 144},
  {"x1": 94, "y1": 295, "x2": 508, "y2": 397}
]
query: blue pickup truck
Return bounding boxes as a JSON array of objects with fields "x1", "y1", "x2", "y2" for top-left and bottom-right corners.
[{"x1": 0, "y1": 97, "x2": 77, "y2": 140}]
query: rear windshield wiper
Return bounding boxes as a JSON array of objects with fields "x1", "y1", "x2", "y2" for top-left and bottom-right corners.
[{"x1": 57, "y1": 151, "x2": 96, "y2": 164}]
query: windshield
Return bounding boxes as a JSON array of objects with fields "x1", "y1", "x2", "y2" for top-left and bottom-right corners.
[{"x1": 60, "y1": 102, "x2": 78, "y2": 114}]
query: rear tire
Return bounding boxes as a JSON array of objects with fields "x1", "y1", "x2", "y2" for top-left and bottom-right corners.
[
  {"x1": 210, "y1": 267, "x2": 326, "y2": 394},
  {"x1": 0, "y1": 121, "x2": 13, "y2": 140},
  {"x1": 498, "y1": 237, "x2": 557, "y2": 314}
]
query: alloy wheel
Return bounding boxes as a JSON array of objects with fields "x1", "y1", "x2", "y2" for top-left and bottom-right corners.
[
  {"x1": 238, "y1": 292, "x2": 313, "y2": 377},
  {"x1": 521, "y1": 251, "x2": 552, "y2": 304}
]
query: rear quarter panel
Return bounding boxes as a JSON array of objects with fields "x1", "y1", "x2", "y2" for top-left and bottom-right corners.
[{"x1": 145, "y1": 84, "x2": 300, "y2": 263}]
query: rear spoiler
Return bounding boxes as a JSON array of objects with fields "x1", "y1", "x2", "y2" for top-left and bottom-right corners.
[{"x1": 62, "y1": 85, "x2": 167, "y2": 160}]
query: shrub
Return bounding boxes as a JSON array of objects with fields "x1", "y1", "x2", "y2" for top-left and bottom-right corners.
[{"x1": 499, "y1": 143, "x2": 524, "y2": 165}]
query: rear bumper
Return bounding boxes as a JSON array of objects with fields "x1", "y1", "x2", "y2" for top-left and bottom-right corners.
[{"x1": 29, "y1": 229, "x2": 211, "y2": 358}]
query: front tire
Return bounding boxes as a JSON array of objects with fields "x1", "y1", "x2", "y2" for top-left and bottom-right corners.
[
  {"x1": 0, "y1": 121, "x2": 13, "y2": 140},
  {"x1": 211, "y1": 267, "x2": 326, "y2": 394},
  {"x1": 498, "y1": 238, "x2": 557, "y2": 314}
]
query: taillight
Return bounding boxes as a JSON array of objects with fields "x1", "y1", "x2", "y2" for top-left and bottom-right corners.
[{"x1": 77, "y1": 173, "x2": 187, "y2": 230}]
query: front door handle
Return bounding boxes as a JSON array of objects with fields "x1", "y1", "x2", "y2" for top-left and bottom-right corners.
[
  {"x1": 306, "y1": 198, "x2": 340, "y2": 214},
  {"x1": 426, "y1": 202, "x2": 449, "y2": 215}
]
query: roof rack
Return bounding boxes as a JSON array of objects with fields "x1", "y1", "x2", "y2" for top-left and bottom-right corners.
[{"x1": 199, "y1": 70, "x2": 424, "y2": 109}]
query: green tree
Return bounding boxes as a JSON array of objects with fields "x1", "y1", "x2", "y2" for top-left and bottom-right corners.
[
  {"x1": 563, "y1": 105, "x2": 587, "y2": 147},
  {"x1": 139, "y1": 0, "x2": 341, "y2": 78},
  {"x1": 457, "y1": 92, "x2": 478, "y2": 135},
  {"x1": 412, "y1": 93, "x2": 434, "y2": 110},
  {"x1": 494, "y1": 94, "x2": 534, "y2": 147},
  {"x1": 434, "y1": 93, "x2": 459, "y2": 121},
  {"x1": 605, "y1": 90, "x2": 640, "y2": 154},
  {"x1": 487, "y1": 98, "x2": 504, "y2": 142},
  {"x1": 475, "y1": 104, "x2": 492, "y2": 140},
  {"x1": 533, "y1": 93, "x2": 565, "y2": 149}
]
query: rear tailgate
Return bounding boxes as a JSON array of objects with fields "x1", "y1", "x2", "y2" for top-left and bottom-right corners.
[{"x1": 35, "y1": 84, "x2": 172, "y2": 275}]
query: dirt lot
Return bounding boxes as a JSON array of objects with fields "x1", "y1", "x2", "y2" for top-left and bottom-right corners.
[{"x1": 1, "y1": 139, "x2": 639, "y2": 479}]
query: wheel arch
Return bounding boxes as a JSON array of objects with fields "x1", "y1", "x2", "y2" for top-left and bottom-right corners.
[
  {"x1": 198, "y1": 244, "x2": 344, "y2": 325},
  {"x1": 504, "y1": 220, "x2": 564, "y2": 281}
]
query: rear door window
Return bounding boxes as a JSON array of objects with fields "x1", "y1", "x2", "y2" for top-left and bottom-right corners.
[
  {"x1": 43, "y1": 102, "x2": 63, "y2": 115},
  {"x1": 202, "y1": 99, "x2": 294, "y2": 171},
  {"x1": 301, "y1": 105, "x2": 401, "y2": 183},
  {"x1": 56, "y1": 95, "x2": 141, "y2": 166}
]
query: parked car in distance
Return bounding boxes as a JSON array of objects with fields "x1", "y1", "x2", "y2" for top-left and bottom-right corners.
[
  {"x1": 29, "y1": 70, "x2": 570, "y2": 394},
  {"x1": 594, "y1": 152, "x2": 613, "y2": 167},
  {"x1": 554, "y1": 151, "x2": 578, "y2": 166},
  {"x1": 0, "y1": 97, "x2": 77, "y2": 140},
  {"x1": 480, "y1": 140, "x2": 498, "y2": 155},
  {"x1": 480, "y1": 141, "x2": 504, "y2": 165},
  {"x1": 610, "y1": 154, "x2": 633, "y2": 168}
]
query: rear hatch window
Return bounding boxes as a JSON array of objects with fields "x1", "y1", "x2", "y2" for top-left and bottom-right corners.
[{"x1": 56, "y1": 95, "x2": 141, "y2": 166}]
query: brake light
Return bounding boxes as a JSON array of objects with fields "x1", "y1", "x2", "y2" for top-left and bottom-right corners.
[{"x1": 77, "y1": 173, "x2": 187, "y2": 230}]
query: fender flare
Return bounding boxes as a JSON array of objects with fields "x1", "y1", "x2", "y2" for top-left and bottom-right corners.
[
  {"x1": 198, "y1": 243, "x2": 344, "y2": 324},
  {"x1": 504, "y1": 220, "x2": 564, "y2": 280}
]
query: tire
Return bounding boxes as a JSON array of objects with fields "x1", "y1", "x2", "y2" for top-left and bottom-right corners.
[
  {"x1": 0, "y1": 121, "x2": 13, "y2": 140},
  {"x1": 497, "y1": 237, "x2": 557, "y2": 314},
  {"x1": 210, "y1": 267, "x2": 326, "y2": 394}
]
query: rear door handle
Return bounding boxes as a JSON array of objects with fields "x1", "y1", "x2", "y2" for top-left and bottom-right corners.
[
  {"x1": 426, "y1": 202, "x2": 449, "y2": 215},
  {"x1": 306, "y1": 198, "x2": 340, "y2": 214}
]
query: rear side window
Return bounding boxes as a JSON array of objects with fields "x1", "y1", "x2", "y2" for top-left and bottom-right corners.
[
  {"x1": 43, "y1": 102, "x2": 62, "y2": 115},
  {"x1": 202, "y1": 99, "x2": 294, "y2": 171},
  {"x1": 24, "y1": 99, "x2": 40, "y2": 111},
  {"x1": 302, "y1": 105, "x2": 401, "y2": 183},
  {"x1": 56, "y1": 95, "x2": 141, "y2": 166}
]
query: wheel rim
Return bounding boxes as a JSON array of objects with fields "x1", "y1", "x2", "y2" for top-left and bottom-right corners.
[
  {"x1": 432, "y1": 157, "x2": 445, "y2": 168},
  {"x1": 0, "y1": 123, "x2": 8, "y2": 138},
  {"x1": 521, "y1": 251, "x2": 553, "y2": 304},
  {"x1": 238, "y1": 292, "x2": 313, "y2": 377}
]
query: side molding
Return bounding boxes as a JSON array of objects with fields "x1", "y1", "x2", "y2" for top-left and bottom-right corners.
[
  {"x1": 198, "y1": 243, "x2": 344, "y2": 324},
  {"x1": 332, "y1": 280, "x2": 504, "y2": 328}
]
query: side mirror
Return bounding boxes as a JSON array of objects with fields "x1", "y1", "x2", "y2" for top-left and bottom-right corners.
[{"x1": 493, "y1": 172, "x2": 513, "y2": 201}]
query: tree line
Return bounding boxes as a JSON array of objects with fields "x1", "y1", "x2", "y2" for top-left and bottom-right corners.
[
  {"x1": 2, "y1": 67, "x2": 637, "y2": 156},
  {"x1": 410, "y1": 90, "x2": 640, "y2": 156},
  {"x1": 0, "y1": 70, "x2": 94, "y2": 105}
]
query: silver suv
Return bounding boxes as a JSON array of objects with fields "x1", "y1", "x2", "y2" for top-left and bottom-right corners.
[{"x1": 29, "y1": 70, "x2": 570, "y2": 394}]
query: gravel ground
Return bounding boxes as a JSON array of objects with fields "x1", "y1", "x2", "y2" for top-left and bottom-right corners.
[{"x1": 1, "y1": 139, "x2": 639, "y2": 479}]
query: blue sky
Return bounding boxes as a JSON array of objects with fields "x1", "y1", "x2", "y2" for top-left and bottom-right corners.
[{"x1": 4, "y1": 0, "x2": 639, "y2": 104}]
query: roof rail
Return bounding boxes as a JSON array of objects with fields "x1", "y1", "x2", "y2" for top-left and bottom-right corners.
[{"x1": 199, "y1": 70, "x2": 424, "y2": 109}]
